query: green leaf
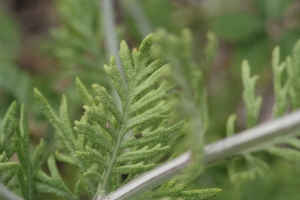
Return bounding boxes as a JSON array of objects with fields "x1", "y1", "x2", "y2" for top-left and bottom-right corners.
[
  {"x1": 74, "y1": 120, "x2": 113, "y2": 153},
  {"x1": 0, "y1": 162, "x2": 19, "y2": 175},
  {"x1": 35, "y1": 88, "x2": 97, "y2": 196},
  {"x1": 152, "y1": 29, "x2": 217, "y2": 185},
  {"x1": 34, "y1": 88, "x2": 76, "y2": 153},
  {"x1": 116, "y1": 144, "x2": 170, "y2": 163},
  {"x1": 59, "y1": 95, "x2": 76, "y2": 144},
  {"x1": 13, "y1": 105, "x2": 35, "y2": 200},
  {"x1": 75, "y1": 146, "x2": 107, "y2": 167},
  {"x1": 120, "y1": 121, "x2": 184, "y2": 149},
  {"x1": 272, "y1": 47, "x2": 289, "y2": 117},
  {"x1": 288, "y1": 39, "x2": 300, "y2": 110},
  {"x1": 242, "y1": 60, "x2": 262, "y2": 128},
  {"x1": 226, "y1": 114, "x2": 237, "y2": 137},
  {"x1": 119, "y1": 40, "x2": 134, "y2": 84},
  {"x1": 93, "y1": 84, "x2": 122, "y2": 124},
  {"x1": 74, "y1": 33, "x2": 183, "y2": 196},
  {"x1": 0, "y1": 152, "x2": 8, "y2": 162},
  {"x1": 113, "y1": 162, "x2": 156, "y2": 175},
  {"x1": 75, "y1": 77, "x2": 96, "y2": 107},
  {"x1": 54, "y1": 151, "x2": 76, "y2": 166},
  {"x1": 228, "y1": 154, "x2": 269, "y2": 186},
  {"x1": 140, "y1": 179, "x2": 221, "y2": 200},
  {"x1": 180, "y1": 188, "x2": 222, "y2": 200},
  {"x1": 35, "y1": 155, "x2": 78, "y2": 200},
  {"x1": 83, "y1": 170, "x2": 102, "y2": 182},
  {"x1": 0, "y1": 101, "x2": 17, "y2": 157},
  {"x1": 104, "y1": 56, "x2": 127, "y2": 105},
  {"x1": 268, "y1": 147, "x2": 300, "y2": 166},
  {"x1": 83, "y1": 106, "x2": 117, "y2": 139},
  {"x1": 32, "y1": 140, "x2": 45, "y2": 175}
]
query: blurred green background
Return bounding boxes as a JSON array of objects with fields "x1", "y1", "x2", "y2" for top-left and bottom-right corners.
[{"x1": 0, "y1": 0, "x2": 300, "y2": 199}]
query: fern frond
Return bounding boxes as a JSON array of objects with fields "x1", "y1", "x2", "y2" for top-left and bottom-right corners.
[
  {"x1": 32, "y1": 140, "x2": 45, "y2": 175},
  {"x1": 0, "y1": 104, "x2": 47, "y2": 199},
  {"x1": 0, "y1": 161, "x2": 19, "y2": 190},
  {"x1": 74, "y1": 120, "x2": 113, "y2": 153},
  {"x1": 75, "y1": 77, "x2": 96, "y2": 107},
  {"x1": 272, "y1": 47, "x2": 289, "y2": 117},
  {"x1": 34, "y1": 89, "x2": 77, "y2": 153},
  {"x1": 179, "y1": 189, "x2": 221, "y2": 200},
  {"x1": 75, "y1": 146, "x2": 107, "y2": 167},
  {"x1": 153, "y1": 29, "x2": 217, "y2": 134},
  {"x1": 120, "y1": 121, "x2": 184, "y2": 149},
  {"x1": 241, "y1": 60, "x2": 262, "y2": 128},
  {"x1": 228, "y1": 154, "x2": 269, "y2": 186},
  {"x1": 116, "y1": 144, "x2": 170, "y2": 163},
  {"x1": 288, "y1": 40, "x2": 300, "y2": 109},
  {"x1": 267, "y1": 147, "x2": 300, "y2": 165},
  {"x1": 93, "y1": 84, "x2": 122, "y2": 123},
  {"x1": 74, "y1": 33, "x2": 183, "y2": 197},
  {"x1": 34, "y1": 88, "x2": 97, "y2": 197},
  {"x1": 227, "y1": 41, "x2": 300, "y2": 186},
  {"x1": 114, "y1": 162, "x2": 156, "y2": 175},
  {"x1": 0, "y1": 162, "x2": 19, "y2": 177},
  {"x1": 226, "y1": 113, "x2": 270, "y2": 186},
  {"x1": 35, "y1": 155, "x2": 78, "y2": 200},
  {"x1": 13, "y1": 105, "x2": 36, "y2": 199},
  {"x1": 227, "y1": 60, "x2": 272, "y2": 185},
  {"x1": 139, "y1": 178, "x2": 221, "y2": 200},
  {"x1": 148, "y1": 29, "x2": 221, "y2": 199},
  {"x1": 0, "y1": 101, "x2": 17, "y2": 157},
  {"x1": 260, "y1": 41, "x2": 300, "y2": 167},
  {"x1": 54, "y1": 151, "x2": 77, "y2": 166}
]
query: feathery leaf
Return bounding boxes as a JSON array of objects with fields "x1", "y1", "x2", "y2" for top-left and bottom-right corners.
[{"x1": 74, "y1": 33, "x2": 183, "y2": 197}]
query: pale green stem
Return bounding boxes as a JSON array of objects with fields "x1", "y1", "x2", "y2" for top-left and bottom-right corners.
[
  {"x1": 0, "y1": 183, "x2": 23, "y2": 200},
  {"x1": 97, "y1": 110, "x2": 300, "y2": 200},
  {"x1": 100, "y1": 0, "x2": 123, "y2": 110},
  {"x1": 121, "y1": 0, "x2": 152, "y2": 37}
]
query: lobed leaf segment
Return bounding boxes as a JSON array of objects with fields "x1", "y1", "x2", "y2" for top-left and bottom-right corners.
[
  {"x1": 0, "y1": 103, "x2": 77, "y2": 200},
  {"x1": 139, "y1": 179, "x2": 221, "y2": 200},
  {"x1": 226, "y1": 40, "x2": 300, "y2": 186}
]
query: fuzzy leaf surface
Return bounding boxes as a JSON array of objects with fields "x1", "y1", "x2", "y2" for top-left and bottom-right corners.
[{"x1": 74, "y1": 34, "x2": 183, "y2": 197}]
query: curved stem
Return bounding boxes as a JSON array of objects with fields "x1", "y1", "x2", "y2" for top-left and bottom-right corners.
[
  {"x1": 97, "y1": 110, "x2": 300, "y2": 200},
  {"x1": 0, "y1": 183, "x2": 23, "y2": 200}
]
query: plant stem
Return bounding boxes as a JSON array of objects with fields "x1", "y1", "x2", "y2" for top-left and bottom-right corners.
[
  {"x1": 0, "y1": 183, "x2": 23, "y2": 200},
  {"x1": 100, "y1": 0, "x2": 125, "y2": 82},
  {"x1": 97, "y1": 151, "x2": 193, "y2": 200},
  {"x1": 97, "y1": 109, "x2": 300, "y2": 200},
  {"x1": 121, "y1": 0, "x2": 152, "y2": 37},
  {"x1": 100, "y1": 0, "x2": 123, "y2": 110}
]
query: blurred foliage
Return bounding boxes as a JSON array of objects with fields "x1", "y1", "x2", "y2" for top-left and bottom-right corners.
[
  {"x1": 0, "y1": 0, "x2": 300, "y2": 199},
  {"x1": 0, "y1": 6, "x2": 31, "y2": 116},
  {"x1": 44, "y1": 0, "x2": 108, "y2": 87},
  {"x1": 41, "y1": 0, "x2": 112, "y2": 117}
]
